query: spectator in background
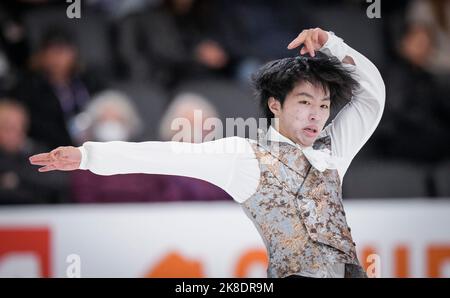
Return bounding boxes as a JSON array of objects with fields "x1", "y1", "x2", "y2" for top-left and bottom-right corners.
[
  {"x1": 0, "y1": 1, "x2": 30, "y2": 72},
  {"x1": 0, "y1": 2, "x2": 30, "y2": 94},
  {"x1": 0, "y1": 0, "x2": 75, "y2": 92},
  {"x1": 159, "y1": 92, "x2": 219, "y2": 143},
  {"x1": 157, "y1": 92, "x2": 232, "y2": 201},
  {"x1": 373, "y1": 22, "x2": 450, "y2": 163},
  {"x1": 407, "y1": 0, "x2": 450, "y2": 76},
  {"x1": 13, "y1": 27, "x2": 104, "y2": 149},
  {"x1": 118, "y1": 0, "x2": 236, "y2": 87},
  {"x1": 72, "y1": 90, "x2": 143, "y2": 144},
  {"x1": 215, "y1": 0, "x2": 313, "y2": 83},
  {"x1": 71, "y1": 91, "x2": 231, "y2": 203},
  {"x1": 70, "y1": 90, "x2": 176, "y2": 203},
  {"x1": 0, "y1": 99, "x2": 68, "y2": 204}
]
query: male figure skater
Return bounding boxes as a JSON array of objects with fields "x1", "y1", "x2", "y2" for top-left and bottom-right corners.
[{"x1": 29, "y1": 28, "x2": 385, "y2": 278}]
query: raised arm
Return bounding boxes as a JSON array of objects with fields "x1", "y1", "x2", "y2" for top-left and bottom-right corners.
[
  {"x1": 320, "y1": 31, "x2": 385, "y2": 176},
  {"x1": 29, "y1": 137, "x2": 259, "y2": 203},
  {"x1": 288, "y1": 28, "x2": 386, "y2": 178}
]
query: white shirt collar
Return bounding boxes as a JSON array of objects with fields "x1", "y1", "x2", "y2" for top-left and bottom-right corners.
[
  {"x1": 265, "y1": 125, "x2": 338, "y2": 173},
  {"x1": 266, "y1": 125, "x2": 305, "y2": 149}
]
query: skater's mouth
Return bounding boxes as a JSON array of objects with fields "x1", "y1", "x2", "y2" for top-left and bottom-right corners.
[{"x1": 302, "y1": 125, "x2": 319, "y2": 137}]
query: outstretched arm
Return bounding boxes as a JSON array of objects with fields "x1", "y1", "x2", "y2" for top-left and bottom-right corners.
[
  {"x1": 288, "y1": 28, "x2": 386, "y2": 178},
  {"x1": 29, "y1": 137, "x2": 259, "y2": 203}
]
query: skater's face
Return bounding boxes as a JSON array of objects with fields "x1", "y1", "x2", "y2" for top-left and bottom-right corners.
[{"x1": 268, "y1": 81, "x2": 330, "y2": 148}]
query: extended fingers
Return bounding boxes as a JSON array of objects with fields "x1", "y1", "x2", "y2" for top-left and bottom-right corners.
[
  {"x1": 312, "y1": 28, "x2": 319, "y2": 45},
  {"x1": 287, "y1": 30, "x2": 307, "y2": 49},
  {"x1": 304, "y1": 36, "x2": 315, "y2": 57},
  {"x1": 30, "y1": 160, "x2": 53, "y2": 166},
  {"x1": 29, "y1": 147, "x2": 71, "y2": 170},
  {"x1": 29, "y1": 153, "x2": 53, "y2": 164},
  {"x1": 38, "y1": 164, "x2": 56, "y2": 172},
  {"x1": 289, "y1": 29, "x2": 317, "y2": 56}
]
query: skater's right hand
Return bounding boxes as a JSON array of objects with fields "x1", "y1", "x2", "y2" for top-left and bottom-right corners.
[{"x1": 29, "y1": 146, "x2": 81, "y2": 172}]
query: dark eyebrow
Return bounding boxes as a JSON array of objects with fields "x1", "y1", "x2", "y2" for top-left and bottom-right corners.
[{"x1": 296, "y1": 92, "x2": 331, "y2": 101}]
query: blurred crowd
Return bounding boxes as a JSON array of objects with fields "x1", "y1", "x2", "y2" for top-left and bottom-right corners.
[{"x1": 0, "y1": 0, "x2": 449, "y2": 204}]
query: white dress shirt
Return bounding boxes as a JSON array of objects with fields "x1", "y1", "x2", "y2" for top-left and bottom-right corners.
[{"x1": 78, "y1": 31, "x2": 385, "y2": 205}]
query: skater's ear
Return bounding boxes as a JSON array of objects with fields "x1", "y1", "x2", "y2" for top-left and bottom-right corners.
[{"x1": 268, "y1": 97, "x2": 282, "y2": 117}]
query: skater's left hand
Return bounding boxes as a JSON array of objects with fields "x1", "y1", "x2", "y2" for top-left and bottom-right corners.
[{"x1": 287, "y1": 27, "x2": 328, "y2": 57}]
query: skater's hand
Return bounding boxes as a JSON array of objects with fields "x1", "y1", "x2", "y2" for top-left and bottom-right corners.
[
  {"x1": 287, "y1": 27, "x2": 329, "y2": 57},
  {"x1": 29, "y1": 146, "x2": 81, "y2": 172},
  {"x1": 288, "y1": 28, "x2": 355, "y2": 65}
]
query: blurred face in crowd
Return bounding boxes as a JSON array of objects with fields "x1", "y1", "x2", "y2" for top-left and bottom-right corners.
[
  {"x1": 268, "y1": 81, "x2": 331, "y2": 148},
  {"x1": 195, "y1": 40, "x2": 229, "y2": 69},
  {"x1": 40, "y1": 43, "x2": 78, "y2": 82},
  {"x1": 160, "y1": 94, "x2": 219, "y2": 143},
  {"x1": 91, "y1": 104, "x2": 131, "y2": 142},
  {"x1": 175, "y1": 108, "x2": 216, "y2": 143},
  {"x1": 400, "y1": 24, "x2": 433, "y2": 67},
  {"x1": 0, "y1": 104, "x2": 28, "y2": 154}
]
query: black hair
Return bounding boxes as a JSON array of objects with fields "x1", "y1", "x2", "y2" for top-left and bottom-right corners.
[
  {"x1": 252, "y1": 52, "x2": 359, "y2": 126},
  {"x1": 39, "y1": 27, "x2": 76, "y2": 50}
]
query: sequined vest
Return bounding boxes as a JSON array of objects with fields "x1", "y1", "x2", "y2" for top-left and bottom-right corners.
[{"x1": 241, "y1": 135, "x2": 365, "y2": 278}]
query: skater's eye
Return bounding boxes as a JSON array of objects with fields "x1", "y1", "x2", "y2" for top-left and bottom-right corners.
[
  {"x1": 321, "y1": 104, "x2": 329, "y2": 109},
  {"x1": 298, "y1": 100, "x2": 310, "y2": 105}
]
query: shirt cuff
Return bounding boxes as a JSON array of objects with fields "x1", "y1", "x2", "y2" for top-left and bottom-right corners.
[
  {"x1": 319, "y1": 31, "x2": 350, "y2": 62},
  {"x1": 77, "y1": 145, "x2": 88, "y2": 170}
]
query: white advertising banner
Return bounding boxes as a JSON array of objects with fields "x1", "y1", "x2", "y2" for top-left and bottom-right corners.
[{"x1": 0, "y1": 200, "x2": 450, "y2": 278}]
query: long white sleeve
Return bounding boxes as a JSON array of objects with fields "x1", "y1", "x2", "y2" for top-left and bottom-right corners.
[
  {"x1": 319, "y1": 31, "x2": 386, "y2": 179},
  {"x1": 77, "y1": 136, "x2": 260, "y2": 203},
  {"x1": 76, "y1": 31, "x2": 384, "y2": 203}
]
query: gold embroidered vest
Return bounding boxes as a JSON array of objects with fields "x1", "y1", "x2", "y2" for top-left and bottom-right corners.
[{"x1": 241, "y1": 134, "x2": 365, "y2": 278}]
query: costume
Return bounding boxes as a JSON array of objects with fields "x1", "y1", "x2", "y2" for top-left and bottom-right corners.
[
  {"x1": 242, "y1": 133, "x2": 366, "y2": 277},
  {"x1": 77, "y1": 31, "x2": 385, "y2": 278}
]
